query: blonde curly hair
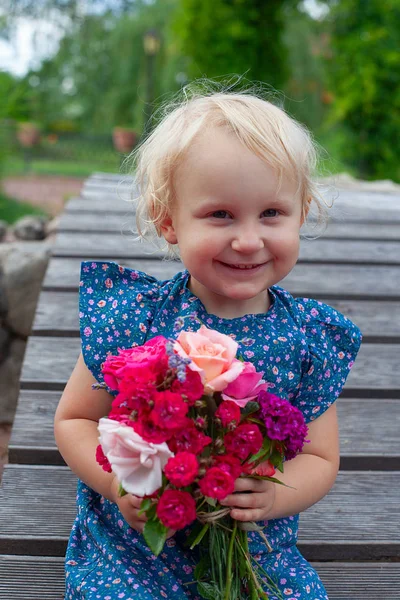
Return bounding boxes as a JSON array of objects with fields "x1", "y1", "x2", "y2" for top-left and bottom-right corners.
[{"x1": 127, "y1": 79, "x2": 327, "y2": 254}]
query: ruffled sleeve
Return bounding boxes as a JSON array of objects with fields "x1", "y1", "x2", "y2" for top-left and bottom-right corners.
[
  {"x1": 79, "y1": 261, "x2": 160, "y2": 384},
  {"x1": 292, "y1": 298, "x2": 362, "y2": 423}
]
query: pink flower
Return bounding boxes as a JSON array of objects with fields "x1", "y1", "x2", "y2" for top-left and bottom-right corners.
[
  {"x1": 174, "y1": 325, "x2": 244, "y2": 393},
  {"x1": 224, "y1": 423, "x2": 263, "y2": 461},
  {"x1": 156, "y1": 490, "x2": 197, "y2": 530},
  {"x1": 198, "y1": 467, "x2": 235, "y2": 500},
  {"x1": 98, "y1": 418, "x2": 174, "y2": 496},
  {"x1": 215, "y1": 401, "x2": 241, "y2": 428},
  {"x1": 221, "y1": 361, "x2": 269, "y2": 407},
  {"x1": 164, "y1": 452, "x2": 199, "y2": 487}
]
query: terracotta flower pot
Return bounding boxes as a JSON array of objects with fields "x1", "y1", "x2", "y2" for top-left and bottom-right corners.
[
  {"x1": 17, "y1": 123, "x2": 41, "y2": 147},
  {"x1": 112, "y1": 127, "x2": 137, "y2": 153}
]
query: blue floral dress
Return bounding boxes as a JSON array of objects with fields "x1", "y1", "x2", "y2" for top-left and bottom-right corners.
[{"x1": 65, "y1": 261, "x2": 362, "y2": 600}]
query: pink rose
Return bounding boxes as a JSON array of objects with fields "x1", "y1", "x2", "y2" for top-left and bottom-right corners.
[
  {"x1": 174, "y1": 325, "x2": 244, "y2": 393},
  {"x1": 98, "y1": 418, "x2": 174, "y2": 496},
  {"x1": 221, "y1": 361, "x2": 269, "y2": 407}
]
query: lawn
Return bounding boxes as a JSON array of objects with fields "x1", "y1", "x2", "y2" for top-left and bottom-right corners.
[{"x1": 0, "y1": 190, "x2": 47, "y2": 224}]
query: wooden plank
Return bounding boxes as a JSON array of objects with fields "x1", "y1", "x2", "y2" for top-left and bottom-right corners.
[
  {"x1": 1, "y1": 466, "x2": 399, "y2": 560},
  {"x1": 18, "y1": 336, "x2": 400, "y2": 396},
  {"x1": 43, "y1": 257, "x2": 400, "y2": 299},
  {"x1": 58, "y1": 211, "x2": 400, "y2": 241},
  {"x1": 1, "y1": 556, "x2": 399, "y2": 600},
  {"x1": 8, "y1": 392, "x2": 400, "y2": 469},
  {"x1": 52, "y1": 231, "x2": 400, "y2": 264},
  {"x1": 65, "y1": 196, "x2": 132, "y2": 213},
  {"x1": 32, "y1": 290, "x2": 400, "y2": 342},
  {"x1": 0, "y1": 555, "x2": 65, "y2": 600},
  {"x1": 65, "y1": 191, "x2": 400, "y2": 222}
]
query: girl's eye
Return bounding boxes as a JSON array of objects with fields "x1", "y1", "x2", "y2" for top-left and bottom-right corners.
[
  {"x1": 261, "y1": 209, "x2": 279, "y2": 218},
  {"x1": 211, "y1": 210, "x2": 231, "y2": 219}
]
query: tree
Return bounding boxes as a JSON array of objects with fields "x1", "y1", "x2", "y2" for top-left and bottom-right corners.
[
  {"x1": 173, "y1": 0, "x2": 295, "y2": 90},
  {"x1": 323, "y1": 0, "x2": 400, "y2": 181}
]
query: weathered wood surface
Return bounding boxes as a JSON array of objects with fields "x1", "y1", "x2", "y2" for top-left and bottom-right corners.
[
  {"x1": 2, "y1": 172, "x2": 400, "y2": 598},
  {"x1": 1, "y1": 556, "x2": 399, "y2": 600},
  {"x1": 32, "y1": 290, "x2": 400, "y2": 342},
  {"x1": 42, "y1": 257, "x2": 400, "y2": 299},
  {"x1": 8, "y1": 391, "x2": 400, "y2": 469},
  {"x1": 59, "y1": 211, "x2": 400, "y2": 240},
  {"x1": 1, "y1": 466, "x2": 399, "y2": 561},
  {"x1": 18, "y1": 336, "x2": 400, "y2": 396},
  {"x1": 52, "y1": 231, "x2": 400, "y2": 264}
]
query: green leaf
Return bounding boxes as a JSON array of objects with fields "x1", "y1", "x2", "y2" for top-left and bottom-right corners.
[
  {"x1": 118, "y1": 483, "x2": 127, "y2": 497},
  {"x1": 194, "y1": 555, "x2": 211, "y2": 580},
  {"x1": 197, "y1": 581, "x2": 221, "y2": 600},
  {"x1": 247, "y1": 437, "x2": 271, "y2": 464},
  {"x1": 241, "y1": 401, "x2": 260, "y2": 417},
  {"x1": 143, "y1": 519, "x2": 168, "y2": 556},
  {"x1": 146, "y1": 502, "x2": 157, "y2": 520},
  {"x1": 184, "y1": 520, "x2": 205, "y2": 549},
  {"x1": 205, "y1": 496, "x2": 217, "y2": 507},
  {"x1": 138, "y1": 497, "x2": 152, "y2": 516}
]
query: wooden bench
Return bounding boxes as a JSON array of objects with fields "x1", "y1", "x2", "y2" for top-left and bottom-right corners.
[{"x1": 1, "y1": 172, "x2": 400, "y2": 599}]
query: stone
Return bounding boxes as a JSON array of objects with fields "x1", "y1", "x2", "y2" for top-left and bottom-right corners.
[
  {"x1": 0, "y1": 242, "x2": 52, "y2": 338},
  {"x1": 13, "y1": 215, "x2": 48, "y2": 241},
  {"x1": 0, "y1": 220, "x2": 7, "y2": 242},
  {"x1": 0, "y1": 338, "x2": 26, "y2": 423}
]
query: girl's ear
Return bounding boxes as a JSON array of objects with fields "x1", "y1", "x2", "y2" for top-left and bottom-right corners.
[{"x1": 159, "y1": 216, "x2": 178, "y2": 244}]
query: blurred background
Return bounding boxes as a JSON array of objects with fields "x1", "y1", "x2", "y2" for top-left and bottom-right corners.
[{"x1": 0, "y1": 0, "x2": 399, "y2": 224}]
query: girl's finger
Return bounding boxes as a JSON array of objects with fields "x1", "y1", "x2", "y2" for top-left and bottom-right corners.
[
  {"x1": 229, "y1": 507, "x2": 266, "y2": 522},
  {"x1": 233, "y1": 479, "x2": 259, "y2": 493}
]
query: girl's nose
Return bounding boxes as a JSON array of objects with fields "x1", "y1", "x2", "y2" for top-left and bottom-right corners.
[{"x1": 231, "y1": 230, "x2": 264, "y2": 253}]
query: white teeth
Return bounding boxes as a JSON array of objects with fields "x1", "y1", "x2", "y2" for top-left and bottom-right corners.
[{"x1": 230, "y1": 264, "x2": 258, "y2": 269}]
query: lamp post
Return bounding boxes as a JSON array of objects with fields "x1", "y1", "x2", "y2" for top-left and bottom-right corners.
[{"x1": 143, "y1": 29, "x2": 161, "y2": 136}]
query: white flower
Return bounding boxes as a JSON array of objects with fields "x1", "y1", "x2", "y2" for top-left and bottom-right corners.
[{"x1": 98, "y1": 418, "x2": 174, "y2": 496}]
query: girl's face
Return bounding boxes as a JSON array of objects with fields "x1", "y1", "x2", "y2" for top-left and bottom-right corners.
[{"x1": 161, "y1": 127, "x2": 304, "y2": 319}]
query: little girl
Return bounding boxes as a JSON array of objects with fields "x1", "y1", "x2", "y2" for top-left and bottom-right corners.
[{"x1": 55, "y1": 86, "x2": 362, "y2": 600}]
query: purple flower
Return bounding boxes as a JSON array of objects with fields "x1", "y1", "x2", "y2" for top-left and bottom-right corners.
[{"x1": 257, "y1": 390, "x2": 309, "y2": 460}]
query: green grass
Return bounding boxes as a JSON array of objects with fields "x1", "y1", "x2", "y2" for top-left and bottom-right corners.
[
  {"x1": 4, "y1": 155, "x2": 121, "y2": 178},
  {"x1": 0, "y1": 190, "x2": 48, "y2": 224}
]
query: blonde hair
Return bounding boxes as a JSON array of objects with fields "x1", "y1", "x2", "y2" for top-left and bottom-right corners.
[{"x1": 128, "y1": 80, "x2": 328, "y2": 252}]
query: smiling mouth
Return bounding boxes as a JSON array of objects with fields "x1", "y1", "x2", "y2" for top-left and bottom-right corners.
[{"x1": 219, "y1": 262, "x2": 265, "y2": 270}]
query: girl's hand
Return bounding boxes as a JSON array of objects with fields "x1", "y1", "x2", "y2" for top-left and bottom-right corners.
[
  {"x1": 220, "y1": 476, "x2": 276, "y2": 522},
  {"x1": 110, "y1": 476, "x2": 176, "y2": 539}
]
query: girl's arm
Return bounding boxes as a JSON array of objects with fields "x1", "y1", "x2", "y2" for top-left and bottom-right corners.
[
  {"x1": 220, "y1": 403, "x2": 340, "y2": 521},
  {"x1": 54, "y1": 353, "x2": 175, "y2": 538},
  {"x1": 54, "y1": 352, "x2": 118, "y2": 501}
]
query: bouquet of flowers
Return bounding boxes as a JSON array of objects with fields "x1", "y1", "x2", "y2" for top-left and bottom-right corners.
[{"x1": 95, "y1": 325, "x2": 309, "y2": 600}]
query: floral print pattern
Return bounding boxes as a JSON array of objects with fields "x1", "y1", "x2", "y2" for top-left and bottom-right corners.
[{"x1": 65, "y1": 261, "x2": 362, "y2": 599}]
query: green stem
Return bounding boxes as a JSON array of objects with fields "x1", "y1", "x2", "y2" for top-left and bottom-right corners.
[
  {"x1": 242, "y1": 530, "x2": 258, "y2": 600},
  {"x1": 224, "y1": 519, "x2": 237, "y2": 600},
  {"x1": 189, "y1": 522, "x2": 210, "y2": 550}
]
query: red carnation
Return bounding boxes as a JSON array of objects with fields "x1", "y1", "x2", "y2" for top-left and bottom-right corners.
[
  {"x1": 212, "y1": 454, "x2": 243, "y2": 480},
  {"x1": 156, "y1": 490, "x2": 197, "y2": 530},
  {"x1": 133, "y1": 418, "x2": 170, "y2": 444},
  {"x1": 150, "y1": 390, "x2": 188, "y2": 430},
  {"x1": 164, "y1": 452, "x2": 199, "y2": 487},
  {"x1": 168, "y1": 419, "x2": 212, "y2": 455},
  {"x1": 215, "y1": 400, "x2": 241, "y2": 428},
  {"x1": 95, "y1": 444, "x2": 112, "y2": 473},
  {"x1": 224, "y1": 423, "x2": 263, "y2": 461},
  {"x1": 170, "y1": 367, "x2": 204, "y2": 406},
  {"x1": 242, "y1": 459, "x2": 276, "y2": 477},
  {"x1": 198, "y1": 467, "x2": 235, "y2": 501}
]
